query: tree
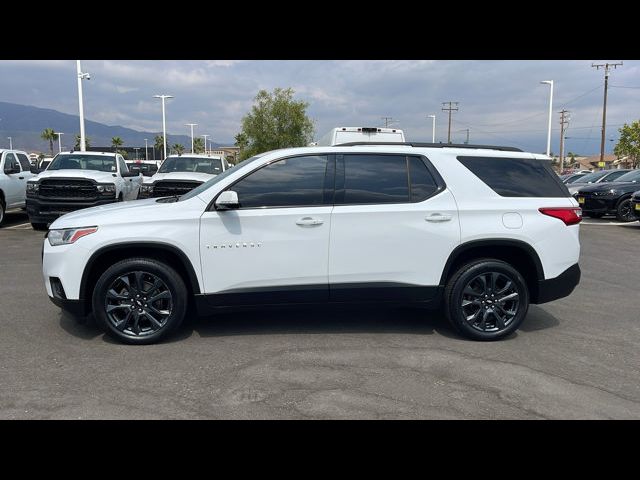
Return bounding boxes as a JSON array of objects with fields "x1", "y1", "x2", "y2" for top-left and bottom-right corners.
[
  {"x1": 171, "y1": 143, "x2": 185, "y2": 155},
  {"x1": 193, "y1": 137, "x2": 205, "y2": 154},
  {"x1": 41, "y1": 128, "x2": 57, "y2": 156},
  {"x1": 614, "y1": 121, "x2": 640, "y2": 169},
  {"x1": 234, "y1": 132, "x2": 248, "y2": 160},
  {"x1": 154, "y1": 135, "x2": 165, "y2": 159},
  {"x1": 236, "y1": 87, "x2": 314, "y2": 160},
  {"x1": 111, "y1": 136, "x2": 124, "y2": 155},
  {"x1": 74, "y1": 135, "x2": 91, "y2": 149}
]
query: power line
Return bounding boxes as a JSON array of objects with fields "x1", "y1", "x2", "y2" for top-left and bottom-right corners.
[
  {"x1": 380, "y1": 116, "x2": 395, "y2": 128},
  {"x1": 441, "y1": 102, "x2": 458, "y2": 143},
  {"x1": 610, "y1": 85, "x2": 640, "y2": 89}
]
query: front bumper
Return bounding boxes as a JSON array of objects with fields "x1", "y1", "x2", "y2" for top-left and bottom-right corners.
[
  {"x1": 534, "y1": 263, "x2": 581, "y2": 304},
  {"x1": 576, "y1": 194, "x2": 618, "y2": 214},
  {"x1": 631, "y1": 198, "x2": 640, "y2": 219},
  {"x1": 48, "y1": 295, "x2": 89, "y2": 317},
  {"x1": 26, "y1": 197, "x2": 117, "y2": 224}
]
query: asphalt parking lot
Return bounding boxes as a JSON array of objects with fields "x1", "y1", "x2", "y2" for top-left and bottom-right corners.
[{"x1": 1, "y1": 210, "x2": 639, "y2": 419}]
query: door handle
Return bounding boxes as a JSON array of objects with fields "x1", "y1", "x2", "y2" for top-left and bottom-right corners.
[
  {"x1": 19, "y1": 176, "x2": 24, "y2": 180},
  {"x1": 296, "y1": 217, "x2": 324, "y2": 227},
  {"x1": 425, "y1": 213, "x2": 453, "y2": 222}
]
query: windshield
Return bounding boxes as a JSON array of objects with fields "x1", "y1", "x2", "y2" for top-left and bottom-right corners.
[
  {"x1": 178, "y1": 154, "x2": 266, "y2": 202},
  {"x1": 48, "y1": 154, "x2": 117, "y2": 172},
  {"x1": 577, "y1": 171, "x2": 609, "y2": 183},
  {"x1": 158, "y1": 156, "x2": 223, "y2": 175},
  {"x1": 614, "y1": 170, "x2": 640, "y2": 183},
  {"x1": 565, "y1": 173, "x2": 587, "y2": 183}
]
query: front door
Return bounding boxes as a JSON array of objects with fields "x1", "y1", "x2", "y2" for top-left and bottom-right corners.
[
  {"x1": 2, "y1": 153, "x2": 25, "y2": 207},
  {"x1": 199, "y1": 154, "x2": 334, "y2": 305},
  {"x1": 328, "y1": 153, "x2": 460, "y2": 301}
]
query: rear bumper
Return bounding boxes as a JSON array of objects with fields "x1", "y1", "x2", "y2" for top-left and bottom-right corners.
[
  {"x1": 26, "y1": 197, "x2": 116, "y2": 224},
  {"x1": 534, "y1": 263, "x2": 581, "y2": 304}
]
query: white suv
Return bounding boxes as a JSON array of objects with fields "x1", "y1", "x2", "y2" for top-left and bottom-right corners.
[{"x1": 42, "y1": 143, "x2": 582, "y2": 344}]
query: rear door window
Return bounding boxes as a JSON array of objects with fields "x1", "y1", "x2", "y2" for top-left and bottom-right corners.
[{"x1": 457, "y1": 156, "x2": 569, "y2": 197}]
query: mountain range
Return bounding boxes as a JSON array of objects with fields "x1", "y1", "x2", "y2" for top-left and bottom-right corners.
[{"x1": 0, "y1": 101, "x2": 226, "y2": 154}]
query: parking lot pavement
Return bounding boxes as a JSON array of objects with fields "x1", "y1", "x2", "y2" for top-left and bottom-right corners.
[{"x1": 0, "y1": 220, "x2": 639, "y2": 419}]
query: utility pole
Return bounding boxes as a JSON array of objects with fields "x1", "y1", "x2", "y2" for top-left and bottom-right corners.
[
  {"x1": 559, "y1": 109, "x2": 570, "y2": 173},
  {"x1": 381, "y1": 117, "x2": 394, "y2": 128},
  {"x1": 459, "y1": 128, "x2": 470, "y2": 144},
  {"x1": 442, "y1": 102, "x2": 459, "y2": 144},
  {"x1": 144, "y1": 139, "x2": 148, "y2": 161},
  {"x1": 592, "y1": 62, "x2": 623, "y2": 164}
]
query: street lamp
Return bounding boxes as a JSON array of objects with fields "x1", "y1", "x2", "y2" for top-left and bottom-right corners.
[
  {"x1": 153, "y1": 94, "x2": 173, "y2": 160},
  {"x1": 427, "y1": 115, "x2": 436, "y2": 143},
  {"x1": 54, "y1": 132, "x2": 64, "y2": 152},
  {"x1": 541, "y1": 80, "x2": 554, "y2": 157},
  {"x1": 202, "y1": 134, "x2": 209, "y2": 154},
  {"x1": 144, "y1": 138, "x2": 148, "y2": 161},
  {"x1": 186, "y1": 123, "x2": 198, "y2": 153},
  {"x1": 77, "y1": 60, "x2": 90, "y2": 152},
  {"x1": 7, "y1": 137, "x2": 12, "y2": 149}
]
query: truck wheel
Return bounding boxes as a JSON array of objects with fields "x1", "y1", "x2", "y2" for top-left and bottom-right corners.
[
  {"x1": 31, "y1": 222, "x2": 48, "y2": 231},
  {"x1": 444, "y1": 259, "x2": 529, "y2": 341},
  {"x1": 0, "y1": 200, "x2": 5, "y2": 226},
  {"x1": 92, "y1": 257, "x2": 188, "y2": 345},
  {"x1": 616, "y1": 198, "x2": 635, "y2": 222}
]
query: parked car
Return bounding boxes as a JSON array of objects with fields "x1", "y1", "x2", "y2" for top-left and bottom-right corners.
[
  {"x1": 42, "y1": 143, "x2": 581, "y2": 344},
  {"x1": 0, "y1": 149, "x2": 37, "y2": 225},
  {"x1": 568, "y1": 169, "x2": 632, "y2": 195},
  {"x1": 561, "y1": 172, "x2": 589, "y2": 184},
  {"x1": 575, "y1": 169, "x2": 640, "y2": 221},
  {"x1": 631, "y1": 190, "x2": 640, "y2": 220},
  {"x1": 26, "y1": 151, "x2": 143, "y2": 230},
  {"x1": 137, "y1": 154, "x2": 229, "y2": 199},
  {"x1": 127, "y1": 161, "x2": 158, "y2": 177}
]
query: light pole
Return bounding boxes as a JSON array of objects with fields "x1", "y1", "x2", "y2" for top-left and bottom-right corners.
[
  {"x1": 202, "y1": 134, "x2": 209, "y2": 154},
  {"x1": 144, "y1": 139, "x2": 148, "y2": 161},
  {"x1": 541, "y1": 80, "x2": 553, "y2": 157},
  {"x1": 186, "y1": 123, "x2": 198, "y2": 153},
  {"x1": 7, "y1": 137, "x2": 12, "y2": 149},
  {"x1": 153, "y1": 94, "x2": 173, "y2": 160},
  {"x1": 427, "y1": 115, "x2": 436, "y2": 143},
  {"x1": 76, "y1": 60, "x2": 90, "y2": 152},
  {"x1": 54, "y1": 132, "x2": 64, "y2": 152},
  {"x1": 134, "y1": 147, "x2": 140, "y2": 160}
]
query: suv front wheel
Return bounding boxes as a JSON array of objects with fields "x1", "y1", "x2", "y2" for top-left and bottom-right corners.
[
  {"x1": 92, "y1": 257, "x2": 188, "y2": 344},
  {"x1": 444, "y1": 259, "x2": 529, "y2": 340}
]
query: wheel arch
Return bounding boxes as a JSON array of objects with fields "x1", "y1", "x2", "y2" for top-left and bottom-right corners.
[
  {"x1": 440, "y1": 239, "x2": 545, "y2": 303},
  {"x1": 80, "y1": 242, "x2": 201, "y2": 310}
]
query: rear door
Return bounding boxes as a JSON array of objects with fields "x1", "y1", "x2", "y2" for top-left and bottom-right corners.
[
  {"x1": 2, "y1": 153, "x2": 25, "y2": 207},
  {"x1": 328, "y1": 153, "x2": 460, "y2": 301}
]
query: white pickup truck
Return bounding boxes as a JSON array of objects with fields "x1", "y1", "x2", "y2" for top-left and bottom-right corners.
[
  {"x1": 25, "y1": 151, "x2": 143, "y2": 230},
  {"x1": 137, "y1": 154, "x2": 229, "y2": 199},
  {"x1": 0, "y1": 149, "x2": 37, "y2": 226}
]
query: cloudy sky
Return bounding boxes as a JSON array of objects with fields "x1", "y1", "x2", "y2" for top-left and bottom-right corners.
[{"x1": 1, "y1": 60, "x2": 639, "y2": 154}]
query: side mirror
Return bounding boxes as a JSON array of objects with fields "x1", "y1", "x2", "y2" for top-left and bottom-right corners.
[
  {"x1": 4, "y1": 165, "x2": 20, "y2": 175},
  {"x1": 215, "y1": 190, "x2": 239, "y2": 210}
]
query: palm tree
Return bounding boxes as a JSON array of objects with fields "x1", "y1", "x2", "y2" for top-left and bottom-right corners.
[
  {"x1": 74, "y1": 135, "x2": 91, "y2": 149},
  {"x1": 41, "y1": 128, "x2": 57, "y2": 156},
  {"x1": 171, "y1": 143, "x2": 185, "y2": 155},
  {"x1": 193, "y1": 137, "x2": 205, "y2": 154},
  {"x1": 154, "y1": 135, "x2": 164, "y2": 159},
  {"x1": 111, "y1": 136, "x2": 123, "y2": 155}
]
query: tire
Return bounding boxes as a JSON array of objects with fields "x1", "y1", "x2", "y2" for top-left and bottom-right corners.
[
  {"x1": 615, "y1": 198, "x2": 635, "y2": 222},
  {"x1": 444, "y1": 259, "x2": 530, "y2": 341},
  {"x1": 31, "y1": 222, "x2": 48, "y2": 231},
  {"x1": 92, "y1": 257, "x2": 188, "y2": 345},
  {"x1": 0, "y1": 199, "x2": 5, "y2": 226}
]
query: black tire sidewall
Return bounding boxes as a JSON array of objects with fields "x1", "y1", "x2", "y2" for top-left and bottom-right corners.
[
  {"x1": 92, "y1": 258, "x2": 188, "y2": 344},
  {"x1": 616, "y1": 198, "x2": 633, "y2": 222},
  {"x1": 446, "y1": 260, "x2": 529, "y2": 341},
  {"x1": 0, "y1": 200, "x2": 5, "y2": 226}
]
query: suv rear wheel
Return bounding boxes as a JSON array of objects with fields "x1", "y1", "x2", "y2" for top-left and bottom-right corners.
[
  {"x1": 92, "y1": 257, "x2": 188, "y2": 344},
  {"x1": 444, "y1": 259, "x2": 529, "y2": 340}
]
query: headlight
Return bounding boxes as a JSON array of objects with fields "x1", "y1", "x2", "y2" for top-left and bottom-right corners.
[
  {"x1": 593, "y1": 189, "x2": 617, "y2": 197},
  {"x1": 48, "y1": 227, "x2": 98, "y2": 246},
  {"x1": 96, "y1": 183, "x2": 116, "y2": 194},
  {"x1": 140, "y1": 184, "x2": 154, "y2": 193},
  {"x1": 27, "y1": 182, "x2": 39, "y2": 193}
]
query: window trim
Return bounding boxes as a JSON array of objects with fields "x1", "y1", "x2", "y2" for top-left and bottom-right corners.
[
  {"x1": 208, "y1": 153, "x2": 336, "y2": 211},
  {"x1": 333, "y1": 153, "x2": 446, "y2": 207},
  {"x1": 16, "y1": 153, "x2": 32, "y2": 172}
]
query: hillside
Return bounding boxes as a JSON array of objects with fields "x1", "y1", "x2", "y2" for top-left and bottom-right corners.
[{"x1": 0, "y1": 101, "x2": 226, "y2": 153}]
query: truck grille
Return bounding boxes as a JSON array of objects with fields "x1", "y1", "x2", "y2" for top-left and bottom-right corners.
[
  {"x1": 152, "y1": 181, "x2": 202, "y2": 197},
  {"x1": 39, "y1": 179, "x2": 98, "y2": 199}
]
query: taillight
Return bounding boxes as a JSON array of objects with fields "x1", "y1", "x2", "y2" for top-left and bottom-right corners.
[{"x1": 539, "y1": 207, "x2": 582, "y2": 226}]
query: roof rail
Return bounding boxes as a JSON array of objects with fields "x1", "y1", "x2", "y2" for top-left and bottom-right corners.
[{"x1": 333, "y1": 142, "x2": 523, "y2": 152}]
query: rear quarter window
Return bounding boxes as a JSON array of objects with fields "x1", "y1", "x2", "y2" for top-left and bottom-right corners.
[{"x1": 457, "y1": 156, "x2": 569, "y2": 198}]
